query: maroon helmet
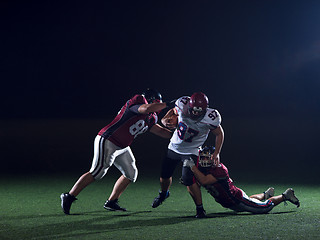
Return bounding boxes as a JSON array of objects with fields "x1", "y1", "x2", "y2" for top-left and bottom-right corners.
[{"x1": 188, "y1": 92, "x2": 209, "y2": 120}]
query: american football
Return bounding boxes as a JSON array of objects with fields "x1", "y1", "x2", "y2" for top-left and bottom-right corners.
[{"x1": 166, "y1": 114, "x2": 178, "y2": 129}]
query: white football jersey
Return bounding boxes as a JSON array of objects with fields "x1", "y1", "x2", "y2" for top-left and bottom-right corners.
[{"x1": 168, "y1": 96, "x2": 222, "y2": 155}]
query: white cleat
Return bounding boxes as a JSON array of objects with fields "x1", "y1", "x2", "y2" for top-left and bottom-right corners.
[
  {"x1": 264, "y1": 187, "x2": 275, "y2": 200},
  {"x1": 282, "y1": 188, "x2": 300, "y2": 208}
]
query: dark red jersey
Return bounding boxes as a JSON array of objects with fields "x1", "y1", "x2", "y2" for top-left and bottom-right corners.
[
  {"x1": 198, "y1": 163, "x2": 243, "y2": 208},
  {"x1": 98, "y1": 94, "x2": 158, "y2": 148}
]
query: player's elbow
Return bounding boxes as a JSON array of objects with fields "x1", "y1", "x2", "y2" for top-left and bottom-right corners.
[{"x1": 138, "y1": 104, "x2": 151, "y2": 114}]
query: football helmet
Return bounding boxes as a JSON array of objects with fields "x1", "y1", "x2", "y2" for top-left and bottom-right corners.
[
  {"x1": 188, "y1": 92, "x2": 208, "y2": 120},
  {"x1": 198, "y1": 146, "x2": 215, "y2": 167},
  {"x1": 142, "y1": 88, "x2": 163, "y2": 104}
]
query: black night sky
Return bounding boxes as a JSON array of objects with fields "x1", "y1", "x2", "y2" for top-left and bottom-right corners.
[{"x1": 1, "y1": 1, "x2": 319, "y2": 181}]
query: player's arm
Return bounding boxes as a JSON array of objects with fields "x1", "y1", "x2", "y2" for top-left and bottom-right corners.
[
  {"x1": 138, "y1": 102, "x2": 167, "y2": 114},
  {"x1": 183, "y1": 160, "x2": 217, "y2": 185},
  {"x1": 161, "y1": 108, "x2": 178, "y2": 129},
  {"x1": 192, "y1": 166, "x2": 217, "y2": 185},
  {"x1": 210, "y1": 125, "x2": 224, "y2": 166},
  {"x1": 149, "y1": 124, "x2": 173, "y2": 139}
]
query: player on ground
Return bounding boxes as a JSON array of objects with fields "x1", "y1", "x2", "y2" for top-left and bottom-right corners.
[
  {"x1": 183, "y1": 146, "x2": 300, "y2": 214},
  {"x1": 60, "y1": 89, "x2": 173, "y2": 214},
  {"x1": 151, "y1": 92, "x2": 224, "y2": 218}
]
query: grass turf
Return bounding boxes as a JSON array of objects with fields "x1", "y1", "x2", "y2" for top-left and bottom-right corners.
[{"x1": 0, "y1": 173, "x2": 319, "y2": 240}]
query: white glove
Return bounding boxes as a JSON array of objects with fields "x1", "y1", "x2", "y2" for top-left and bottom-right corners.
[{"x1": 183, "y1": 159, "x2": 195, "y2": 169}]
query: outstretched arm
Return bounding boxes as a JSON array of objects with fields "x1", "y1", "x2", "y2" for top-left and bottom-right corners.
[
  {"x1": 150, "y1": 124, "x2": 173, "y2": 139},
  {"x1": 138, "y1": 102, "x2": 167, "y2": 114}
]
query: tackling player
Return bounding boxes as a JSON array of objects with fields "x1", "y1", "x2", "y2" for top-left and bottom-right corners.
[
  {"x1": 183, "y1": 146, "x2": 300, "y2": 213},
  {"x1": 60, "y1": 88, "x2": 173, "y2": 214},
  {"x1": 151, "y1": 92, "x2": 224, "y2": 218}
]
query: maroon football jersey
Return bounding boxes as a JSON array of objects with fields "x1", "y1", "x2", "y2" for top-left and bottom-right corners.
[
  {"x1": 98, "y1": 94, "x2": 158, "y2": 148},
  {"x1": 199, "y1": 163, "x2": 243, "y2": 208}
]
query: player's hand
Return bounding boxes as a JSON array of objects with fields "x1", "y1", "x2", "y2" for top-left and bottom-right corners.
[
  {"x1": 183, "y1": 159, "x2": 195, "y2": 169},
  {"x1": 212, "y1": 153, "x2": 220, "y2": 166},
  {"x1": 165, "y1": 121, "x2": 177, "y2": 129}
]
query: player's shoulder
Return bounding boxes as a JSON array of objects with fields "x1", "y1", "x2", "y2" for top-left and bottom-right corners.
[
  {"x1": 201, "y1": 108, "x2": 222, "y2": 127},
  {"x1": 175, "y1": 96, "x2": 190, "y2": 110},
  {"x1": 207, "y1": 108, "x2": 221, "y2": 117}
]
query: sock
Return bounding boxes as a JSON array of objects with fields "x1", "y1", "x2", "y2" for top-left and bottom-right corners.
[
  {"x1": 160, "y1": 190, "x2": 169, "y2": 197},
  {"x1": 196, "y1": 204, "x2": 204, "y2": 211}
]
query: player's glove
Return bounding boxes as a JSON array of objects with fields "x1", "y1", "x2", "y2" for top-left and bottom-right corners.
[
  {"x1": 183, "y1": 159, "x2": 195, "y2": 169},
  {"x1": 165, "y1": 99, "x2": 177, "y2": 109}
]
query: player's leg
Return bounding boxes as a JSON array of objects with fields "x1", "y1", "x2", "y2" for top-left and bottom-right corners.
[
  {"x1": 152, "y1": 149, "x2": 180, "y2": 208},
  {"x1": 268, "y1": 195, "x2": 284, "y2": 206},
  {"x1": 250, "y1": 187, "x2": 275, "y2": 201},
  {"x1": 61, "y1": 171, "x2": 95, "y2": 213},
  {"x1": 250, "y1": 192, "x2": 265, "y2": 201},
  {"x1": 182, "y1": 155, "x2": 205, "y2": 218},
  {"x1": 159, "y1": 176, "x2": 172, "y2": 192},
  {"x1": 69, "y1": 172, "x2": 95, "y2": 197},
  {"x1": 236, "y1": 190, "x2": 275, "y2": 214},
  {"x1": 262, "y1": 188, "x2": 300, "y2": 207},
  {"x1": 187, "y1": 183, "x2": 205, "y2": 218},
  {"x1": 279, "y1": 188, "x2": 300, "y2": 207},
  {"x1": 108, "y1": 175, "x2": 132, "y2": 201},
  {"x1": 104, "y1": 146, "x2": 137, "y2": 211},
  {"x1": 70, "y1": 135, "x2": 108, "y2": 196},
  {"x1": 104, "y1": 175, "x2": 130, "y2": 211},
  {"x1": 61, "y1": 136, "x2": 117, "y2": 214},
  {"x1": 187, "y1": 183, "x2": 202, "y2": 205}
]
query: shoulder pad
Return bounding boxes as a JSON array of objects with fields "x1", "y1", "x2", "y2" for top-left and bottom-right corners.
[
  {"x1": 175, "y1": 96, "x2": 190, "y2": 114},
  {"x1": 201, "y1": 108, "x2": 222, "y2": 128}
]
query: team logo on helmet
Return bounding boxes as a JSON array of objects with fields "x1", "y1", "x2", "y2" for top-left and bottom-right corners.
[
  {"x1": 188, "y1": 92, "x2": 208, "y2": 120},
  {"x1": 198, "y1": 146, "x2": 215, "y2": 167},
  {"x1": 142, "y1": 88, "x2": 162, "y2": 104}
]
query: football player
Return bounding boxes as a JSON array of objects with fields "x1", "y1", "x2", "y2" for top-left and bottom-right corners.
[
  {"x1": 151, "y1": 92, "x2": 224, "y2": 218},
  {"x1": 61, "y1": 88, "x2": 173, "y2": 214},
  {"x1": 183, "y1": 146, "x2": 300, "y2": 214}
]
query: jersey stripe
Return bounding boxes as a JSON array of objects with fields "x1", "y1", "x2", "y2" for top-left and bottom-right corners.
[{"x1": 91, "y1": 136, "x2": 106, "y2": 178}]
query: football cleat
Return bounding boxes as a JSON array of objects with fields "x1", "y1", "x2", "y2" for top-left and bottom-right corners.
[
  {"x1": 152, "y1": 190, "x2": 170, "y2": 208},
  {"x1": 195, "y1": 208, "x2": 207, "y2": 219},
  {"x1": 60, "y1": 193, "x2": 77, "y2": 215},
  {"x1": 104, "y1": 199, "x2": 127, "y2": 211},
  {"x1": 263, "y1": 187, "x2": 275, "y2": 200},
  {"x1": 282, "y1": 188, "x2": 300, "y2": 207}
]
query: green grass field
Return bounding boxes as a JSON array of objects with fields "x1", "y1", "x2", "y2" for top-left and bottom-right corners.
[{"x1": 1, "y1": 173, "x2": 319, "y2": 240}]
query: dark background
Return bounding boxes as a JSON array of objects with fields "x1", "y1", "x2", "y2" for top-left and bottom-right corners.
[{"x1": 1, "y1": 1, "x2": 319, "y2": 183}]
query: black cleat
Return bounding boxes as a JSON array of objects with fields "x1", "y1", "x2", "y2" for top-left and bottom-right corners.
[
  {"x1": 195, "y1": 210, "x2": 206, "y2": 218},
  {"x1": 152, "y1": 190, "x2": 170, "y2": 208},
  {"x1": 195, "y1": 206, "x2": 206, "y2": 218},
  {"x1": 104, "y1": 199, "x2": 127, "y2": 211},
  {"x1": 60, "y1": 193, "x2": 77, "y2": 215}
]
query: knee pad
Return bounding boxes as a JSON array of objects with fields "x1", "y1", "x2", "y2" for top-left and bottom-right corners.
[{"x1": 123, "y1": 167, "x2": 138, "y2": 182}]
